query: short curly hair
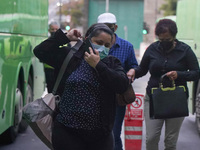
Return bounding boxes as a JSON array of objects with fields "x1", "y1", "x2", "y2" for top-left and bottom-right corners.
[{"x1": 155, "y1": 19, "x2": 178, "y2": 37}]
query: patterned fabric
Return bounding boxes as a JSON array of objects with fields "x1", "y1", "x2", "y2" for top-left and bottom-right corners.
[
  {"x1": 109, "y1": 34, "x2": 138, "y2": 72},
  {"x1": 34, "y1": 29, "x2": 130, "y2": 134},
  {"x1": 57, "y1": 59, "x2": 103, "y2": 130}
]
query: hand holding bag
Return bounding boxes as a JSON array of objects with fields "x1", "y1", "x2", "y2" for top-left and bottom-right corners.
[
  {"x1": 150, "y1": 74, "x2": 188, "y2": 119},
  {"x1": 22, "y1": 40, "x2": 83, "y2": 149},
  {"x1": 116, "y1": 79, "x2": 136, "y2": 106}
]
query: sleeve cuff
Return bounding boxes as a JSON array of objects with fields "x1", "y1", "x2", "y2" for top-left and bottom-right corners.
[
  {"x1": 54, "y1": 29, "x2": 71, "y2": 45},
  {"x1": 95, "y1": 61, "x2": 107, "y2": 73}
]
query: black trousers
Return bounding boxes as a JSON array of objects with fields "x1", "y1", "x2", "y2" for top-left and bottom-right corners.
[{"x1": 52, "y1": 120, "x2": 114, "y2": 150}]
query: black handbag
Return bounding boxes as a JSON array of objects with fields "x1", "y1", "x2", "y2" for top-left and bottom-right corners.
[{"x1": 150, "y1": 74, "x2": 189, "y2": 119}]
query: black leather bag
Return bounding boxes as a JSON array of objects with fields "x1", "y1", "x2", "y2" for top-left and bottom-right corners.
[{"x1": 150, "y1": 74, "x2": 188, "y2": 119}]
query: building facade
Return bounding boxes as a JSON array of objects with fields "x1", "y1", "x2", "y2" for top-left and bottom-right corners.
[{"x1": 143, "y1": 0, "x2": 165, "y2": 44}]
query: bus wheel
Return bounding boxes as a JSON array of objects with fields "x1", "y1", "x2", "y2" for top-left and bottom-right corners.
[
  {"x1": 196, "y1": 92, "x2": 200, "y2": 135},
  {"x1": 0, "y1": 81, "x2": 23, "y2": 143},
  {"x1": 19, "y1": 76, "x2": 33, "y2": 132}
]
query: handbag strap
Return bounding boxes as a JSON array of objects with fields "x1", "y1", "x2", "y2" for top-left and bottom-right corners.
[
  {"x1": 160, "y1": 73, "x2": 175, "y2": 88},
  {"x1": 52, "y1": 39, "x2": 83, "y2": 95}
]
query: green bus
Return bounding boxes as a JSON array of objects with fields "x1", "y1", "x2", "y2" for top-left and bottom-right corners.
[
  {"x1": 0, "y1": 0, "x2": 48, "y2": 143},
  {"x1": 176, "y1": 0, "x2": 200, "y2": 134}
]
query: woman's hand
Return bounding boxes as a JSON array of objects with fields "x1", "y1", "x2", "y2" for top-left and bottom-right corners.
[
  {"x1": 127, "y1": 69, "x2": 135, "y2": 83},
  {"x1": 166, "y1": 71, "x2": 178, "y2": 80},
  {"x1": 84, "y1": 47, "x2": 100, "y2": 68},
  {"x1": 66, "y1": 29, "x2": 82, "y2": 41}
]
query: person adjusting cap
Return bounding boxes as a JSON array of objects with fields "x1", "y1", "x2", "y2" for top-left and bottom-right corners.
[{"x1": 97, "y1": 13, "x2": 117, "y2": 24}]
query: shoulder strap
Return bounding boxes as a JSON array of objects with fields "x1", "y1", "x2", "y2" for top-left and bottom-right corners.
[{"x1": 52, "y1": 39, "x2": 83, "y2": 95}]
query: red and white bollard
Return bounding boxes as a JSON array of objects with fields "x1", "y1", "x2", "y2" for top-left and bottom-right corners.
[{"x1": 124, "y1": 94, "x2": 144, "y2": 150}]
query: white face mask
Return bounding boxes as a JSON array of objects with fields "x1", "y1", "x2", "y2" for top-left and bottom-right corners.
[{"x1": 92, "y1": 43, "x2": 109, "y2": 59}]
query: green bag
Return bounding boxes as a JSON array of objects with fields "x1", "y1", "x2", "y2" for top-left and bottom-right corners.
[{"x1": 150, "y1": 74, "x2": 188, "y2": 119}]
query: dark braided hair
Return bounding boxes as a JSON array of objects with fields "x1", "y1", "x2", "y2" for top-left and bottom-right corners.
[{"x1": 155, "y1": 19, "x2": 178, "y2": 37}]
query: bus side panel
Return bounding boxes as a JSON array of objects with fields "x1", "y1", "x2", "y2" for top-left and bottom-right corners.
[
  {"x1": 0, "y1": 0, "x2": 48, "y2": 36},
  {"x1": 187, "y1": 82, "x2": 195, "y2": 113},
  {"x1": 194, "y1": 0, "x2": 200, "y2": 62},
  {"x1": 0, "y1": 34, "x2": 22, "y2": 134},
  {"x1": 0, "y1": 32, "x2": 46, "y2": 136},
  {"x1": 176, "y1": 0, "x2": 200, "y2": 113},
  {"x1": 32, "y1": 37, "x2": 46, "y2": 100},
  {"x1": 14, "y1": 0, "x2": 48, "y2": 36},
  {"x1": 0, "y1": 0, "x2": 14, "y2": 33},
  {"x1": 0, "y1": 0, "x2": 48, "y2": 136},
  {"x1": 17, "y1": 35, "x2": 46, "y2": 105}
]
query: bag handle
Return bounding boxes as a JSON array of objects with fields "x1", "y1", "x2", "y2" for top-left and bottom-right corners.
[
  {"x1": 159, "y1": 73, "x2": 175, "y2": 88},
  {"x1": 52, "y1": 39, "x2": 83, "y2": 95}
]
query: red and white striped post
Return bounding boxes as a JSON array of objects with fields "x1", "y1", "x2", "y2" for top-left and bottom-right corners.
[{"x1": 124, "y1": 94, "x2": 144, "y2": 150}]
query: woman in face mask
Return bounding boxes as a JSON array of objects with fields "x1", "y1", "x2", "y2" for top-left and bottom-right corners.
[
  {"x1": 33, "y1": 23, "x2": 129, "y2": 150},
  {"x1": 84, "y1": 23, "x2": 112, "y2": 60},
  {"x1": 131, "y1": 19, "x2": 199, "y2": 150}
]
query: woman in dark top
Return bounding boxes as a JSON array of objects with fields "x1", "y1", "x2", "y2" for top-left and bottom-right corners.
[
  {"x1": 131, "y1": 19, "x2": 199, "y2": 150},
  {"x1": 33, "y1": 23, "x2": 129, "y2": 150}
]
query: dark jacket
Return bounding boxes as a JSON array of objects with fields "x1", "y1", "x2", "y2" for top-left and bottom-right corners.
[
  {"x1": 134, "y1": 39, "x2": 200, "y2": 97},
  {"x1": 33, "y1": 29, "x2": 129, "y2": 134}
]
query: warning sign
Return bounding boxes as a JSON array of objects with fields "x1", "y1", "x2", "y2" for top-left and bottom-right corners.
[
  {"x1": 124, "y1": 94, "x2": 144, "y2": 150},
  {"x1": 132, "y1": 96, "x2": 142, "y2": 108},
  {"x1": 125, "y1": 94, "x2": 144, "y2": 120}
]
